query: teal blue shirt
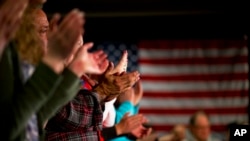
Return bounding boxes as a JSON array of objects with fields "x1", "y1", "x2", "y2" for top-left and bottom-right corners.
[{"x1": 110, "y1": 101, "x2": 139, "y2": 141}]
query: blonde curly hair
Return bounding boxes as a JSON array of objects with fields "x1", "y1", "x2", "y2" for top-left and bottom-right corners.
[{"x1": 14, "y1": 4, "x2": 44, "y2": 66}]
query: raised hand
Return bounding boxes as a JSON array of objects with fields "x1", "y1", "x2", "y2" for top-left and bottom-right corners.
[
  {"x1": 131, "y1": 125, "x2": 152, "y2": 139},
  {"x1": 42, "y1": 9, "x2": 85, "y2": 73},
  {"x1": 47, "y1": 9, "x2": 84, "y2": 59},
  {"x1": 68, "y1": 42, "x2": 109, "y2": 77},
  {"x1": 0, "y1": 0, "x2": 28, "y2": 59},
  {"x1": 115, "y1": 113, "x2": 147, "y2": 135},
  {"x1": 110, "y1": 50, "x2": 128, "y2": 75},
  {"x1": 48, "y1": 13, "x2": 60, "y2": 34},
  {"x1": 93, "y1": 62, "x2": 140, "y2": 102}
]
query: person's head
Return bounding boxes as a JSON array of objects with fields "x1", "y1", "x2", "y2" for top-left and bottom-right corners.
[
  {"x1": 15, "y1": 4, "x2": 48, "y2": 65},
  {"x1": 189, "y1": 110, "x2": 211, "y2": 141},
  {"x1": 172, "y1": 124, "x2": 186, "y2": 141},
  {"x1": 31, "y1": 7, "x2": 49, "y2": 53}
]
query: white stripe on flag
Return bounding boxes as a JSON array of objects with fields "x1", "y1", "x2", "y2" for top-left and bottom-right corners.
[
  {"x1": 139, "y1": 47, "x2": 248, "y2": 59},
  {"x1": 140, "y1": 97, "x2": 248, "y2": 108},
  {"x1": 144, "y1": 114, "x2": 248, "y2": 125},
  {"x1": 142, "y1": 80, "x2": 249, "y2": 92},
  {"x1": 139, "y1": 64, "x2": 248, "y2": 75}
]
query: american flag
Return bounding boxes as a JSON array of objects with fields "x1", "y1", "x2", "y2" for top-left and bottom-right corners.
[{"x1": 95, "y1": 39, "x2": 249, "y2": 135}]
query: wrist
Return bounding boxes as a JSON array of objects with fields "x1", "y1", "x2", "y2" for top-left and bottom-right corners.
[
  {"x1": 115, "y1": 124, "x2": 123, "y2": 136},
  {"x1": 42, "y1": 55, "x2": 64, "y2": 74},
  {"x1": 68, "y1": 60, "x2": 85, "y2": 78}
]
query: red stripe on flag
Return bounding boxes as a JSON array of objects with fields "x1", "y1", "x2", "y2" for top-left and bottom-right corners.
[
  {"x1": 150, "y1": 124, "x2": 228, "y2": 132},
  {"x1": 143, "y1": 90, "x2": 249, "y2": 98},
  {"x1": 139, "y1": 56, "x2": 248, "y2": 65},
  {"x1": 141, "y1": 73, "x2": 248, "y2": 81},
  {"x1": 139, "y1": 107, "x2": 248, "y2": 115}
]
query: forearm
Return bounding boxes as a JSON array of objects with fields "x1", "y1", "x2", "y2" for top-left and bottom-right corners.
[
  {"x1": 37, "y1": 68, "x2": 80, "y2": 127},
  {"x1": 115, "y1": 101, "x2": 134, "y2": 123},
  {"x1": 8, "y1": 62, "x2": 62, "y2": 140},
  {"x1": 45, "y1": 90, "x2": 98, "y2": 130},
  {"x1": 42, "y1": 55, "x2": 65, "y2": 74}
]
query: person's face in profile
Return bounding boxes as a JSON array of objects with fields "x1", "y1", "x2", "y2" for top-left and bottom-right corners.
[{"x1": 32, "y1": 9, "x2": 49, "y2": 54}]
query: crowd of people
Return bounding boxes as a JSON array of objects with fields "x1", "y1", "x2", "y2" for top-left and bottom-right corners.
[
  {"x1": 0, "y1": 0, "x2": 247, "y2": 141},
  {"x1": 0, "y1": 0, "x2": 151, "y2": 140}
]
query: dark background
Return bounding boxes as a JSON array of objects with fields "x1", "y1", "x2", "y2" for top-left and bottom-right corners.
[
  {"x1": 42, "y1": 0, "x2": 250, "y2": 42},
  {"x1": 43, "y1": 0, "x2": 250, "y2": 122}
]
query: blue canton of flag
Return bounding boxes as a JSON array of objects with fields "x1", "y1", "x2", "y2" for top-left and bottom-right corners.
[{"x1": 94, "y1": 42, "x2": 139, "y2": 72}]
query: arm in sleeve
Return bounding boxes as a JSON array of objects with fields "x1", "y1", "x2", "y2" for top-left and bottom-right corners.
[
  {"x1": 9, "y1": 62, "x2": 62, "y2": 140},
  {"x1": 45, "y1": 90, "x2": 97, "y2": 131},
  {"x1": 37, "y1": 68, "x2": 80, "y2": 129},
  {"x1": 0, "y1": 44, "x2": 62, "y2": 140},
  {"x1": 115, "y1": 101, "x2": 134, "y2": 123},
  {"x1": 102, "y1": 126, "x2": 118, "y2": 140}
]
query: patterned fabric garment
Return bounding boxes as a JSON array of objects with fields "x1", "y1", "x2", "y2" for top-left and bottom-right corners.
[
  {"x1": 45, "y1": 89, "x2": 103, "y2": 141},
  {"x1": 21, "y1": 61, "x2": 39, "y2": 141},
  {"x1": 80, "y1": 77, "x2": 105, "y2": 141}
]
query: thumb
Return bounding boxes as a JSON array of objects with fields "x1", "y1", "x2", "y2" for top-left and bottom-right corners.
[
  {"x1": 115, "y1": 50, "x2": 128, "y2": 73},
  {"x1": 120, "y1": 50, "x2": 128, "y2": 65},
  {"x1": 105, "y1": 62, "x2": 114, "y2": 75},
  {"x1": 83, "y1": 42, "x2": 94, "y2": 51}
]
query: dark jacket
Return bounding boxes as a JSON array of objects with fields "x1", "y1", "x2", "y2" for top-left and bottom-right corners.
[{"x1": 0, "y1": 42, "x2": 80, "y2": 141}]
